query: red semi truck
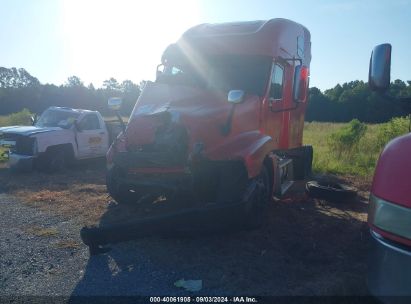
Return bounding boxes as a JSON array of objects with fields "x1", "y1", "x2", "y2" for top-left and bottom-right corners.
[
  {"x1": 367, "y1": 44, "x2": 411, "y2": 297},
  {"x1": 105, "y1": 19, "x2": 312, "y2": 227}
]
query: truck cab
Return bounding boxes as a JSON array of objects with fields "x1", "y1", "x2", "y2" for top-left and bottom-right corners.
[
  {"x1": 106, "y1": 19, "x2": 312, "y2": 225},
  {"x1": 0, "y1": 106, "x2": 110, "y2": 172}
]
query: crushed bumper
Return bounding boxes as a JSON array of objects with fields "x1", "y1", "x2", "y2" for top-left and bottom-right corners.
[
  {"x1": 368, "y1": 229, "x2": 411, "y2": 298},
  {"x1": 81, "y1": 179, "x2": 257, "y2": 254},
  {"x1": 8, "y1": 153, "x2": 35, "y2": 172}
]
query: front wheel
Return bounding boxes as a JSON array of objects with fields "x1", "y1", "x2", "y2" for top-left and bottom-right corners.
[
  {"x1": 106, "y1": 166, "x2": 142, "y2": 205},
  {"x1": 243, "y1": 166, "x2": 270, "y2": 229},
  {"x1": 39, "y1": 149, "x2": 67, "y2": 173}
]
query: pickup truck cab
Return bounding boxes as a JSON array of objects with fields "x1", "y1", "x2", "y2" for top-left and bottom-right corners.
[{"x1": 0, "y1": 106, "x2": 110, "y2": 172}]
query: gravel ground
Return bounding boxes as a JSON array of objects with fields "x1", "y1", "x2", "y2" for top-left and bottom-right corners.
[
  {"x1": 0, "y1": 193, "x2": 88, "y2": 296},
  {"x1": 0, "y1": 171, "x2": 375, "y2": 299},
  {"x1": 0, "y1": 193, "x2": 224, "y2": 296}
]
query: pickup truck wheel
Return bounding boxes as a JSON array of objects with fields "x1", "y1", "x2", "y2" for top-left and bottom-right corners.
[
  {"x1": 106, "y1": 167, "x2": 141, "y2": 205},
  {"x1": 244, "y1": 166, "x2": 270, "y2": 229},
  {"x1": 42, "y1": 150, "x2": 67, "y2": 173}
]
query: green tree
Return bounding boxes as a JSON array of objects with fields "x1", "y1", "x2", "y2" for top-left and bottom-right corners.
[
  {"x1": 103, "y1": 78, "x2": 121, "y2": 91},
  {"x1": 65, "y1": 76, "x2": 84, "y2": 87}
]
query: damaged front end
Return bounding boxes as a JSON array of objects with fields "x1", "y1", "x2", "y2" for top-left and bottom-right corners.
[
  {"x1": 106, "y1": 109, "x2": 249, "y2": 209},
  {"x1": 0, "y1": 132, "x2": 37, "y2": 172},
  {"x1": 85, "y1": 116, "x2": 256, "y2": 254},
  {"x1": 82, "y1": 81, "x2": 266, "y2": 253}
]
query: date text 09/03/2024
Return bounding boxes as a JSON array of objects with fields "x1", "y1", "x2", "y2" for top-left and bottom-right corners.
[{"x1": 149, "y1": 296, "x2": 258, "y2": 303}]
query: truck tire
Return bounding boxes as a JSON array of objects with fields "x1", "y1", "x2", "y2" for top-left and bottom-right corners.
[
  {"x1": 106, "y1": 166, "x2": 140, "y2": 205},
  {"x1": 306, "y1": 180, "x2": 357, "y2": 202},
  {"x1": 41, "y1": 149, "x2": 67, "y2": 173},
  {"x1": 244, "y1": 166, "x2": 270, "y2": 229}
]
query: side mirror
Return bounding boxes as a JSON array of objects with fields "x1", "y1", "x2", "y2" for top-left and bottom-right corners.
[
  {"x1": 369, "y1": 43, "x2": 391, "y2": 92},
  {"x1": 293, "y1": 65, "x2": 309, "y2": 102},
  {"x1": 108, "y1": 97, "x2": 122, "y2": 111},
  {"x1": 227, "y1": 90, "x2": 245, "y2": 104}
]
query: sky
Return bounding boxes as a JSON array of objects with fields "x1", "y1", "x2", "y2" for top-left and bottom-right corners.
[{"x1": 1, "y1": 0, "x2": 410, "y2": 91}]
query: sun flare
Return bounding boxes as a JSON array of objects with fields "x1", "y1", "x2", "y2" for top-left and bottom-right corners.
[{"x1": 62, "y1": 0, "x2": 200, "y2": 86}]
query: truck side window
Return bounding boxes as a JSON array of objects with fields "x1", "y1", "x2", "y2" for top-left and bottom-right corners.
[
  {"x1": 270, "y1": 64, "x2": 284, "y2": 100},
  {"x1": 78, "y1": 114, "x2": 101, "y2": 130}
]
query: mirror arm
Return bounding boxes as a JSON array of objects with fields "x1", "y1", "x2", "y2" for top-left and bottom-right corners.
[{"x1": 115, "y1": 111, "x2": 126, "y2": 132}]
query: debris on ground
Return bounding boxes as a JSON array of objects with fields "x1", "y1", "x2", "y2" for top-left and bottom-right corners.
[{"x1": 174, "y1": 279, "x2": 203, "y2": 292}]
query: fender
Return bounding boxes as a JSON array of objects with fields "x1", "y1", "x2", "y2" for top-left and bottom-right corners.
[
  {"x1": 34, "y1": 130, "x2": 79, "y2": 157},
  {"x1": 205, "y1": 130, "x2": 275, "y2": 178},
  {"x1": 371, "y1": 133, "x2": 411, "y2": 208}
]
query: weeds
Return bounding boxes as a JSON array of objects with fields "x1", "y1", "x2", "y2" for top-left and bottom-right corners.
[
  {"x1": 328, "y1": 119, "x2": 367, "y2": 157},
  {"x1": 376, "y1": 116, "x2": 410, "y2": 149},
  {"x1": 304, "y1": 117, "x2": 410, "y2": 176},
  {"x1": 0, "y1": 108, "x2": 33, "y2": 127}
]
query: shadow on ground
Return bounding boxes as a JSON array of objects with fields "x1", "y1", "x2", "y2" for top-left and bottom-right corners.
[{"x1": 71, "y1": 181, "x2": 373, "y2": 296}]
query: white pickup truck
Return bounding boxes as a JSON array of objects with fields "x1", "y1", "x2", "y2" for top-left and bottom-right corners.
[{"x1": 0, "y1": 106, "x2": 115, "y2": 172}]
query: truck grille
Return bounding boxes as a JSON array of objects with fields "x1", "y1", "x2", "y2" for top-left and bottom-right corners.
[{"x1": 0, "y1": 134, "x2": 35, "y2": 156}]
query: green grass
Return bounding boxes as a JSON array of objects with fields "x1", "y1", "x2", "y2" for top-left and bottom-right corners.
[
  {"x1": 0, "y1": 147, "x2": 7, "y2": 163},
  {"x1": 303, "y1": 120, "x2": 408, "y2": 177},
  {"x1": 0, "y1": 109, "x2": 32, "y2": 127}
]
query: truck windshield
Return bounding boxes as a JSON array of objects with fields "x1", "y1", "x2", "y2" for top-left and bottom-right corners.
[
  {"x1": 35, "y1": 109, "x2": 80, "y2": 129},
  {"x1": 158, "y1": 54, "x2": 272, "y2": 97}
]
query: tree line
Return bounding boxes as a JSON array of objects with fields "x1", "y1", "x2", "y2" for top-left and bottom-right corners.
[
  {"x1": 306, "y1": 80, "x2": 411, "y2": 123},
  {"x1": 1, "y1": 67, "x2": 410, "y2": 122},
  {"x1": 0, "y1": 67, "x2": 142, "y2": 117}
]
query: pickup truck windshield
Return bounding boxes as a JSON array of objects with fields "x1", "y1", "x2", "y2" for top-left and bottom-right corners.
[
  {"x1": 35, "y1": 109, "x2": 80, "y2": 129},
  {"x1": 158, "y1": 54, "x2": 272, "y2": 96}
]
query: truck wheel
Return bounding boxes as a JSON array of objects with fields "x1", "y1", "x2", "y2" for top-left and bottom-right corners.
[
  {"x1": 106, "y1": 167, "x2": 140, "y2": 205},
  {"x1": 244, "y1": 166, "x2": 270, "y2": 229},
  {"x1": 41, "y1": 150, "x2": 67, "y2": 173}
]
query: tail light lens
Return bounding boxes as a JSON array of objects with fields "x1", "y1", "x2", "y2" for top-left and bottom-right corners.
[{"x1": 369, "y1": 194, "x2": 411, "y2": 241}]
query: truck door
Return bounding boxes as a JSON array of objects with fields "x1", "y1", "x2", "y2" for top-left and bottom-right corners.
[
  {"x1": 264, "y1": 62, "x2": 286, "y2": 149},
  {"x1": 76, "y1": 113, "x2": 109, "y2": 158}
]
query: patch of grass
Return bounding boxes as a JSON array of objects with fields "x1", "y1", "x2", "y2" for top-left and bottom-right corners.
[
  {"x1": 25, "y1": 226, "x2": 59, "y2": 237},
  {"x1": 0, "y1": 162, "x2": 111, "y2": 226},
  {"x1": 304, "y1": 117, "x2": 409, "y2": 177},
  {"x1": 0, "y1": 108, "x2": 33, "y2": 127},
  {"x1": 54, "y1": 240, "x2": 81, "y2": 249},
  {"x1": 0, "y1": 147, "x2": 8, "y2": 163}
]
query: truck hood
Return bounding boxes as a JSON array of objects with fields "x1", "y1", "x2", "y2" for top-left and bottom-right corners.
[
  {"x1": 125, "y1": 81, "x2": 263, "y2": 160},
  {"x1": 371, "y1": 133, "x2": 411, "y2": 207},
  {"x1": 0, "y1": 126, "x2": 62, "y2": 137}
]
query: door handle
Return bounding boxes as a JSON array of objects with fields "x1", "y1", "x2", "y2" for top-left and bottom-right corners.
[{"x1": 99, "y1": 132, "x2": 105, "y2": 135}]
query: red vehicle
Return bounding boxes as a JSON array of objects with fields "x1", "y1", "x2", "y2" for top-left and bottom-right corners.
[
  {"x1": 367, "y1": 44, "x2": 411, "y2": 297},
  {"x1": 105, "y1": 19, "x2": 312, "y2": 226}
]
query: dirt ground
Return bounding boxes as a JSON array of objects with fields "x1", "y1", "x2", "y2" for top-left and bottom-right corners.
[{"x1": 0, "y1": 160, "x2": 374, "y2": 297}]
